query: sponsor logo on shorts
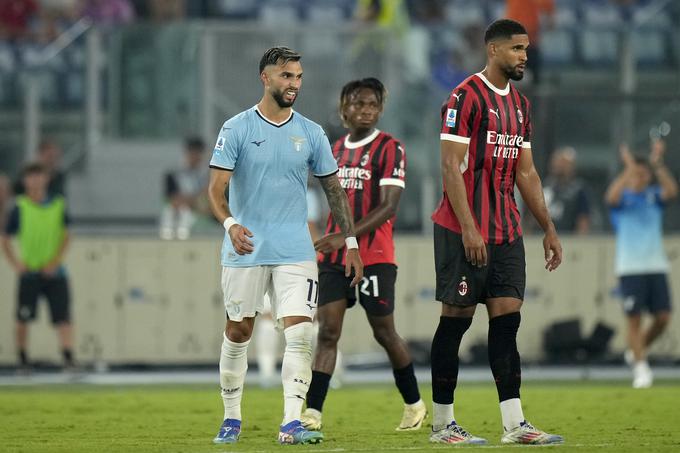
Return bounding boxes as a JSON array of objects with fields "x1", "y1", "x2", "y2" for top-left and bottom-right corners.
[
  {"x1": 226, "y1": 299, "x2": 242, "y2": 318},
  {"x1": 623, "y1": 296, "x2": 636, "y2": 312},
  {"x1": 457, "y1": 277, "x2": 468, "y2": 296}
]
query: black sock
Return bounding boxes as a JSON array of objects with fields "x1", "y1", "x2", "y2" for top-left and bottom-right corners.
[
  {"x1": 19, "y1": 349, "x2": 28, "y2": 366},
  {"x1": 62, "y1": 348, "x2": 74, "y2": 366},
  {"x1": 431, "y1": 316, "x2": 473, "y2": 404},
  {"x1": 393, "y1": 362, "x2": 420, "y2": 405},
  {"x1": 488, "y1": 312, "x2": 522, "y2": 402},
  {"x1": 306, "y1": 370, "x2": 332, "y2": 412}
]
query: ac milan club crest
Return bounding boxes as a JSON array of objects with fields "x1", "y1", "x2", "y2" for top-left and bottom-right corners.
[{"x1": 458, "y1": 277, "x2": 468, "y2": 296}]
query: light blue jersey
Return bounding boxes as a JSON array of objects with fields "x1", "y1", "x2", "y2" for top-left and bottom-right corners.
[
  {"x1": 610, "y1": 186, "x2": 669, "y2": 276},
  {"x1": 210, "y1": 106, "x2": 338, "y2": 267}
]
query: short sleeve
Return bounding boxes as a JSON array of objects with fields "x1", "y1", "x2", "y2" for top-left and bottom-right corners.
[
  {"x1": 522, "y1": 100, "x2": 532, "y2": 149},
  {"x1": 379, "y1": 140, "x2": 406, "y2": 189},
  {"x1": 4, "y1": 205, "x2": 19, "y2": 235},
  {"x1": 309, "y1": 126, "x2": 338, "y2": 177},
  {"x1": 210, "y1": 119, "x2": 243, "y2": 171},
  {"x1": 440, "y1": 88, "x2": 477, "y2": 145}
]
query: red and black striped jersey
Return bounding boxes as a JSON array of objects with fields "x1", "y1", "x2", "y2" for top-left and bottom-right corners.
[
  {"x1": 432, "y1": 72, "x2": 532, "y2": 244},
  {"x1": 319, "y1": 129, "x2": 406, "y2": 266}
]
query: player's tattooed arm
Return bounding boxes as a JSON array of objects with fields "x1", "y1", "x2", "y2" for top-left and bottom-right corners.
[
  {"x1": 319, "y1": 173, "x2": 363, "y2": 287},
  {"x1": 319, "y1": 174, "x2": 356, "y2": 237}
]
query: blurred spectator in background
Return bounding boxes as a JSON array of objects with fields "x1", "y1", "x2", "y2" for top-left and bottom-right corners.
[
  {"x1": 159, "y1": 136, "x2": 209, "y2": 240},
  {"x1": 2, "y1": 163, "x2": 75, "y2": 372},
  {"x1": 78, "y1": 0, "x2": 135, "y2": 27},
  {"x1": 605, "y1": 139, "x2": 678, "y2": 389},
  {"x1": 351, "y1": 0, "x2": 410, "y2": 68},
  {"x1": 504, "y1": 0, "x2": 554, "y2": 85},
  {"x1": 0, "y1": 173, "x2": 13, "y2": 231},
  {"x1": 432, "y1": 22, "x2": 486, "y2": 91},
  {"x1": 0, "y1": 0, "x2": 39, "y2": 41},
  {"x1": 14, "y1": 139, "x2": 67, "y2": 197},
  {"x1": 38, "y1": 0, "x2": 78, "y2": 42},
  {"x1": 148, "y1": 0, "x2": 185, "y2": 22},
  {"x1": 542, "y1": 146, "x2": 592, "y2": 235}
]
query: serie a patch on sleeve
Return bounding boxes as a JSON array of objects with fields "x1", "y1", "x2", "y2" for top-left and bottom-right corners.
[
  {"x1": 215, "y1": 136, "x2": 225, "y2": 151},
  {"x1": 445, "y1": 108, "x2": 457, "y2": 128}
]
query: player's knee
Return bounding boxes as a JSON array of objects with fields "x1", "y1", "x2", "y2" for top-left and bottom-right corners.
[
  {"x1": 317, "y1": 321, "x2": 342, "y2": 347},
  {"x1": 284, "y1": 322, "x2": 314, "y2": 356},
  {"x1": 372, "y1": 324, "x2": 398, "y2": 348},
  {"x1": 226, "y1": 326, "x2": 253, "y2": 343},
  {"x1": 654, "y1": 312, "x2": 671, "y2": 329}
]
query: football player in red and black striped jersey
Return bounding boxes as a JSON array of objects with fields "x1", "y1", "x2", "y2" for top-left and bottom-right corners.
[
  {"x1": 429, "y1": 19, "x2": 564, "y2": 446},
  {"x1": 302, "y1": 78, "x2": 427, "y2": 432}
]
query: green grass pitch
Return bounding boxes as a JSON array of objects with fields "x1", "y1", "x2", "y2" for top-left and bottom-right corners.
[{"x1": 1, "y1": 381, "x2": 679, "y2": 452}]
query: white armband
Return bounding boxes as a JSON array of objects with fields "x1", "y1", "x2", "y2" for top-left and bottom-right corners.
[
  {"x1": 223, "y1": 217, "x2": 238, "y2": 232},
  {"x1": 345, "y1": 236, "x2": 359, "y2": 250}
]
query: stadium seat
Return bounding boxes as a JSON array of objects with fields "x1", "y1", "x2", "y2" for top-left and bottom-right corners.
[
  {"x1": 583, "y1": 2, "x2": 622, "y2": 25},
  {"x1": 633, "y1": 28, "x2": 669, "y2": 67},
  {"x1": 580, "y1": 29, "x2": 619, "y2": 67},
  {"x1": 0, "y1": 42, "x2": 16, "y2": 73},
  {"x1": 444, "y1": 1, "x2": 485, "y2": 28},
  {"x1": 632, "y1": 4, "x2": 672, "y2": 27},
  {"x1": 304, "y1": 0, "x2": 351, "y2": 23},
  {"x1": 259, "y1": 0, "x2": 301, "y2": 25},
  {"x1": 214, "y1": 0, "x2": 260, "y2": 19},
  {"x1": 553, "y1": 4, "x2": 578, "y2": 27},
  {"x1": 541, "y1": 28, "x2": 576, "y2": 66}
]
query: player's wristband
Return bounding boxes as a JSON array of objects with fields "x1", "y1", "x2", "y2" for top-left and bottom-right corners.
[
  {"x1": 223, "y1": 217, "x2": 238, "y2": 232},
  {"x1": 345, "y1": 236, "x2": 358, "y2": 250}
]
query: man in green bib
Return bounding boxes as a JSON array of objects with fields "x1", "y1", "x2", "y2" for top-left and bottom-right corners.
[{"x1": 1, "y1": 163, "x2": 74, "y2": 371}]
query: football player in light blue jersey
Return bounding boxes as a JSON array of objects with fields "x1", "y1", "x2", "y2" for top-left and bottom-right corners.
[
  {"x1": 207, "y1": 46, "x2": 363, "y2": 446},
  {"x1": 606, "y1": 139, "x2": 678, "y2": 389}
]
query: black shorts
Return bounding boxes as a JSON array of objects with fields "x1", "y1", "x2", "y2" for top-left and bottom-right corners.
[
  {"x1": 17, "y1": 273, "x2": 71, "y2": 324},
  {"x1": 318, "y1": 263, "x2": 397, "y2": 316},
  {"x1": 434, "y1": 223, "x2": 525, "y2": 306},
  {"x1": 619, "y1": 273, "x2": 672, "y2": 315}
]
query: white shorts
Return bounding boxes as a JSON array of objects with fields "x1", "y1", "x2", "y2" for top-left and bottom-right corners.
[{"x1": 221, "y1": 261, "x2": 318, "y2": 327}]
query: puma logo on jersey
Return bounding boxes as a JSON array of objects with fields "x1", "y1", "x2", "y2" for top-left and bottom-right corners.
[
  {"x1": 489, "y1": 108, "x2": 500, "y2": 118},
  {"x1": 452, "y1": 92, "x2": 462, "y2": 101},
  {"x1": 251, "y1": 139, "x2": 266, "y2": 147}
]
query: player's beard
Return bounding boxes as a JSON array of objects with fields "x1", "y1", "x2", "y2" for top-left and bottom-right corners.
[
  {"x1": 504, "y1": 64, "x2": 524, "y2": 81},
  {"x1": 272, "y1": 89, "x2": 296, "y2": 108}
]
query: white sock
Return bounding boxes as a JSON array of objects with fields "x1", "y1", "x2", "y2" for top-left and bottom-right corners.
[
  {"x1": 281, "y1": 322, "x2": 313, "y2": 426},
  {"x1": 219, "y1": 333, "x2": 250, "y2": 421},
  {"x1": 432, "y1": 402, "x2": 454, "y2": 431},
  {"x1": 406, "y1": 399, "x2": 425, "y2": 408},
  {"x1": 500, "y1": 398, "x2": 524, "y2": 431},
  {"x1": 255, "y1": 316, "x2": 279, "y2": 385}
]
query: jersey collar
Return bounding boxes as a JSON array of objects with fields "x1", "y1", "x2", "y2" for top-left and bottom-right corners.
[
  {"x1": 344, "y1": 129, "x2": 380, "y2": 149},
  {"x1": 475, "y1": 71, "x2": 510, "y2": 96},
  {"x1": 254, "y1": 105, "x2": 294, "y2": 127}
]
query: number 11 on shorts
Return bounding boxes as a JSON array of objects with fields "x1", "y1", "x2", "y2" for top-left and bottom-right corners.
[{"x1": 306, "y1": 278, "x2": 319, "y2": 304}]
